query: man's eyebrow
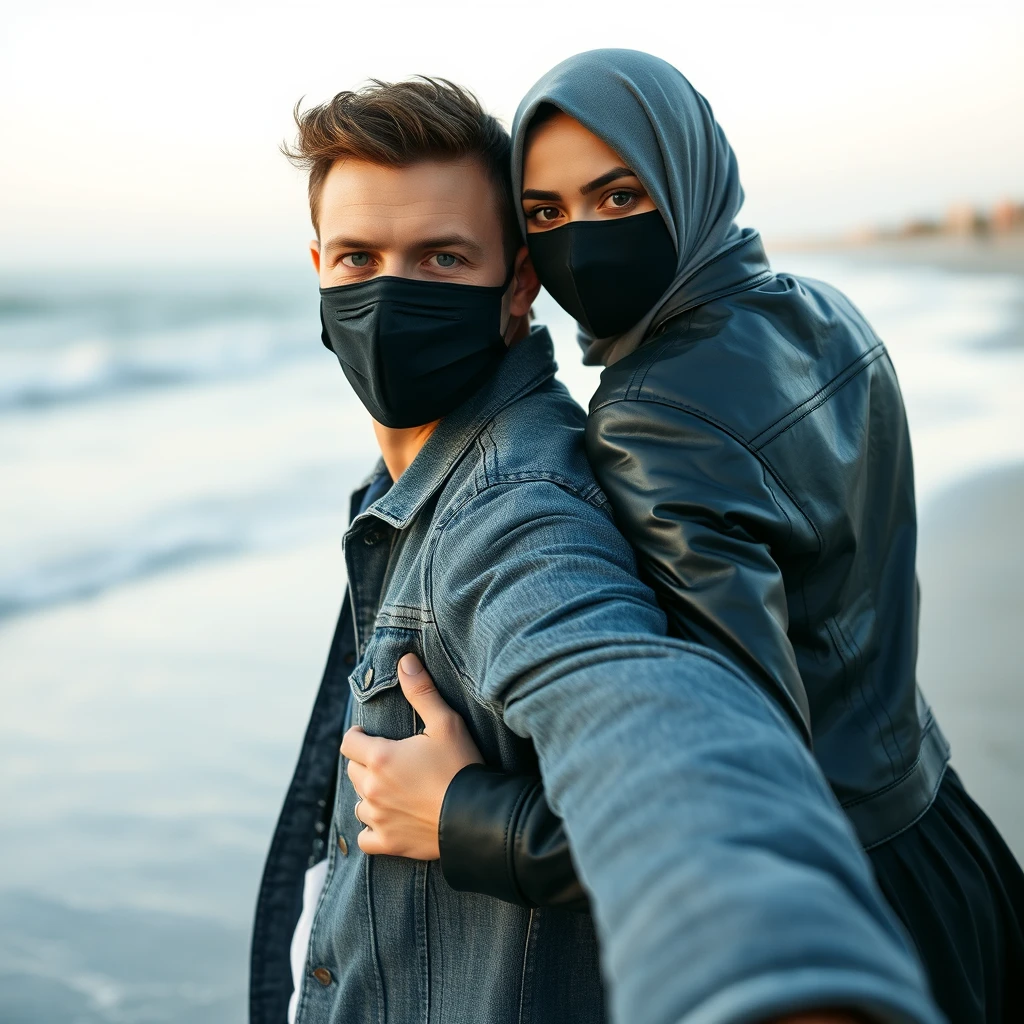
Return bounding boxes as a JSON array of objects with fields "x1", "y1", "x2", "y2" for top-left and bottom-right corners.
[
  {"x1": 580, "y1": 167, "x2": 636, "y2": 196},
  {"x1": 322, "y1": 236, "x2": 377, "y2": 259}
]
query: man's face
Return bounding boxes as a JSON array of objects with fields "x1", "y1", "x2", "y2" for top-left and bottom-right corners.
[{"x1": 312, "y1": 157, "x2": 509, "y2": 289}]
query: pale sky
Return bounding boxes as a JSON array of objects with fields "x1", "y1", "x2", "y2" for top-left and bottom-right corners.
[{"x1": 1, "y1": 0, "x2": 1021, "y2": 269}]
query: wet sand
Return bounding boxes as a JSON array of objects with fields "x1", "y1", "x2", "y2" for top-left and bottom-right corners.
[{"x1": 917, "y1": 463, "x2": 1024, "y2": 860}]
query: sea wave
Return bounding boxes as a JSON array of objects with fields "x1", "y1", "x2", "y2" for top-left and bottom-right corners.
[
  {"x1": 0, "y1": 272, "x2": 321, "y2": 411},
  {"x1": 0, "y1": 316, "x2": 321, "y2": 411},
  {"x1": 0, "y1": 464, "x2": 353, "y2": 623}
]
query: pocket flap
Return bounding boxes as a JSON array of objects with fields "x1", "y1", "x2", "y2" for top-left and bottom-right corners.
[{"x1": 348, "y1": 626, "x2": 423, "y2": 704}]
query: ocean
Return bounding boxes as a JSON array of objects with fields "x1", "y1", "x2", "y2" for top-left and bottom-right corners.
[{"x1": 1, "y1": 255, "x2": 1022, "y2": 1022}]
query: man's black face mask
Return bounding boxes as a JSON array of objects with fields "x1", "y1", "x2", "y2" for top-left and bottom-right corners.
[
  {"x1": 527, "y1": 210, "x2": 677, "y2": 339},
  {"x1": 319, "y1": 275, "x2": 511, "y2": 429}
]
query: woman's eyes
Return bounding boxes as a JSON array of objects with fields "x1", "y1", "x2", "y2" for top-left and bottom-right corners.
[
  {"x1": 526, "y1": 206, "x2": 562, "y2": 224},
  {"x1": 605, "y1": 191, "x2": 638, "y2": 210},
  {"x1": 525, "y1": 192, "x2": 641, "y2": 225}
]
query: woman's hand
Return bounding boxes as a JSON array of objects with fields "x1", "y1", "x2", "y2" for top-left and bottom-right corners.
[{"x1": 340, "y1": 653, "x2": 484, "y2": 860}]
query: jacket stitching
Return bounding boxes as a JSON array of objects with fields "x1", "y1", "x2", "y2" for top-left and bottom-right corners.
[
  {"x1": 827, "y1": 617, "x2": 897, "y2": 781},
  {"x1": 838, "y1": 614, "x2": 905, "y2": 775},
  {"x1": 750, "y1": 342, "x2": 884, "y2": 446},
  {"x1": 857, "y1": 730, "x2": 948, "y2": 852},
  {"x1": 860, "y1": 759, "x2": 946, "y2": 850},
  {"x1": 842, "y1": 713, "x2": 937, "y2": 809},
  {"x1": 831, "y1": 606, "x2": 905, "y2": 774},
  {"x1": 651, "y1": 270, "x2": 775, "y2": 337},
  {"x1": 750, "y1": 345, "x2": 887, "y2": 452},
  {"x1": 635, "y1": 319, "x2": 693, "y2": 397},
  {"x1": 517, "y1": 909, "x2": 539, "y2": 1024},
  {"x1": 623, "y1": 342, "x2": 657, "y2": 399}
]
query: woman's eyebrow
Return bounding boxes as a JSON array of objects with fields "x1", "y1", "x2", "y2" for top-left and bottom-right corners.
[
  {"x1": 521, "y1": 188, "x2": 561, "y2": 202},
  {"x1": 580, "y1": 167, "x2": 636, "y2": 195}
]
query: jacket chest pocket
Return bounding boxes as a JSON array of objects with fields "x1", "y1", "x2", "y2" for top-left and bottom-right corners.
[{"x1": 349, "y1": 625, "x2": 424, "y2": 741}]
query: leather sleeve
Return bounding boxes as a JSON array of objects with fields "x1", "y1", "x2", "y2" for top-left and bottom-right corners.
[
  {"x1": 586, "y1": 398, "x2": 812, "y2": 738},
  {"x1": 438, "y1": 763, "x2": 588, "y2": 912}
]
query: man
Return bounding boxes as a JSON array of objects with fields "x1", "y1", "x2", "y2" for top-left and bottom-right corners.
[{"x1": 250, "y1": 78, "x2": 941, "y2": 1024}]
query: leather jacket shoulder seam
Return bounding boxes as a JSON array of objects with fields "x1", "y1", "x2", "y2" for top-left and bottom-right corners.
[
  {"x1": 632, "y1": 317, "x2": 695, "y2": 398},
  {"x1": 651, "y1": 269, "x2": 774, "y2": 337},
  {"x1": 750, "y1": 343, "x2": 887, "y2": 451},
  {"x1": 592, "y1": 393, "x2": 825, "y2": 560},
  {"x1": 593, "y1": 393, "x2": 753, "y2": 449}
]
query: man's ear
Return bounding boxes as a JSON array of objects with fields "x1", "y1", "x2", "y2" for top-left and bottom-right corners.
[
  {"x1": 509, "y1": 245, "x2": 541, "y2": 318},
  {"x1": 310, "y1": 239, "x2": 322, "y2": 276}
]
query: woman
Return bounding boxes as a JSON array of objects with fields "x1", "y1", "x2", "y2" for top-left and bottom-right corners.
[{"x1": 343, "y1": 50, "x2": 1024, "y2": 1021}]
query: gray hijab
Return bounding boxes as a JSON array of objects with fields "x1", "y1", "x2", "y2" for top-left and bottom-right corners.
[{"x1": 511, "y1": 49, "x2": 746, "y2": 366}]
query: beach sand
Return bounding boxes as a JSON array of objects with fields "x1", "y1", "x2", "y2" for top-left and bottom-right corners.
[{"x1": 917, "y1": 462, "x2": 1024, "y2": 860}]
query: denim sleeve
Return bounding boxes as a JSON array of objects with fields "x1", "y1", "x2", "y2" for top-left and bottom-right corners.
[{"x1": 431, "y1": 480, "x2": 942, "y2": 1024}]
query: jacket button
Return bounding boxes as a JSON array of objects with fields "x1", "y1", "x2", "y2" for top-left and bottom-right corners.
[
  {"x1": 363, "y1": 667, "x2": 374, "y2": 688},
  {"x1": 343, "y1": 652, "x2": 355, "y2": 666},
  {"x1": 312, "y1": 967, "x2": 333, "y2": 986},
  {"x1": 363, "y1": 530, "x2": 381, "y2": 546},
  {"x1": 337, "y1": 834, "x2": 348, "y2": 855}
]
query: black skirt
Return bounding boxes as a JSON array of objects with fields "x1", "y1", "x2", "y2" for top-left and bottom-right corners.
[{"x1": 868, "y1": 768, "x2": 1024, "y2": 1023}]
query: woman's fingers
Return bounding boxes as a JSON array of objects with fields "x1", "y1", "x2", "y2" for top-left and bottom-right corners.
[
  {"x1": 357, "y1": 827, "x2": 386, "y2": 855},
  {"x1": 397, "y1": 654, "x2": 456, "y2": 734},
  {"x1": 341, "y1": 725, "x2": 391, "y2": 768},
  {"x1": 347, "y1": 759, "x2": 370, "y2": 800}
]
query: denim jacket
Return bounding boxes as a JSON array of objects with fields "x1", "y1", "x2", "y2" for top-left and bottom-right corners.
[{"x1": 250, "y1": 328, "x2": 941, "y2": 1024}]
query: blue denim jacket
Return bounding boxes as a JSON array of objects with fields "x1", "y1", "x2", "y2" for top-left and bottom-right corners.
[{"x1": 251, "y1": 328, "x2": 941, "y2": 1024}]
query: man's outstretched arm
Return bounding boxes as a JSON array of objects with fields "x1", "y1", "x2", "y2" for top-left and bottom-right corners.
[{"x1": 431, "y1": 479, "x2": 940, "y2": 1024}]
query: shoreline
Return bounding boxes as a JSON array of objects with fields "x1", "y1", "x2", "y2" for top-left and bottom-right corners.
[{"x1": 772, "y1": 233, "x2": 1024, "y2": 279}]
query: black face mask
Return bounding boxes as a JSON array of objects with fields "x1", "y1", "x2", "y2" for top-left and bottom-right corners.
[
  {"x1": 320, "y1": 274, "x2": 511, "y2": 429},
  {"x1": 527, "y1": 210, "x2": 677, "y2": 338}
]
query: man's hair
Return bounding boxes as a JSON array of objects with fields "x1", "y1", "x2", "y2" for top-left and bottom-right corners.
[{"x1": 284, "y1": 77, "x2": 520, "y2": 260}]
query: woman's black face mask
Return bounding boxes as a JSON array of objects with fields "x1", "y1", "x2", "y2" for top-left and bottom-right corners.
[
  {"x1": 527, "y1": 210, "x2": 677, "y2": 338},
  {"x1": 319, "y1": 275, "x2": 511, "y2": 429}
]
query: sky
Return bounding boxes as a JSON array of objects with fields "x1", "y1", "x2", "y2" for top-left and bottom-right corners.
[{"x1": 0, "y1": 0, "x2": 1021, "y2": 269}]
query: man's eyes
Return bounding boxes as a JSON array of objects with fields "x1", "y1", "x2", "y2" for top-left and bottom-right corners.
[
  {"x1": 429, "y1": 253, "x2": 461, "y2": 269},
  {"x1": 341, "y1": 252, "x2": 373, "y2": 268},
  {"x1": 336, "y1": 252, "x2": 463, "y2": 272}
]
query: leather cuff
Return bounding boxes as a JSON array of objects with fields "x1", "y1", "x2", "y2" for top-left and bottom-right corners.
[{"x1": 438, "y1": 764, "x2": 537, "y2": 906}]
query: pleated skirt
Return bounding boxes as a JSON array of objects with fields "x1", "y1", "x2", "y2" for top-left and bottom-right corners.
[{"x1": 868, "y1": 768, "x2": 1024, "y2": 1023}]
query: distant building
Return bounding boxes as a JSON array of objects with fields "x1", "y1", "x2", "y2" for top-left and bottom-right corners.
[
  {"x1": 815, "y1": 198, "x2": 1023, "y2": 250},
  {"x1": 944, "y1": 203, "x2": 988, "y2": 236},
  {"x1": 991, "y1": 199, "x2": 1024, "y2": 234},
  {"x1": 898, "y1": 218, "x2": 941, "y2": 238}
]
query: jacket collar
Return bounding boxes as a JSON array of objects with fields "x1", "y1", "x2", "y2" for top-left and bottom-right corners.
[
  {"x1": 365, "y1": 326, "x2": 557, "y2": 531},
  {"x1": 650, "y1": 227, "x2": 773, "y2": 337}
]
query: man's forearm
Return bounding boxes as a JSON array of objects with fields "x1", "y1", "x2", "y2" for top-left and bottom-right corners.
[
  {"x1": 500, "y1": 644, "x2": 939, "y2": 1024},
  {"x1": 436, "y1": 480, "x2": 939, "y2": 1024}
]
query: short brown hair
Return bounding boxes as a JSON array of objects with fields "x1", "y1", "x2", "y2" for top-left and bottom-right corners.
[{"x1": 284, "y1": 77, "x2": 520, "y2": 260}]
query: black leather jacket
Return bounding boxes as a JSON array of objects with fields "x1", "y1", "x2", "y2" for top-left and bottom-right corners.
[{"x1": 437, "y1": 232, "x2": 950, "y2": 912}]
